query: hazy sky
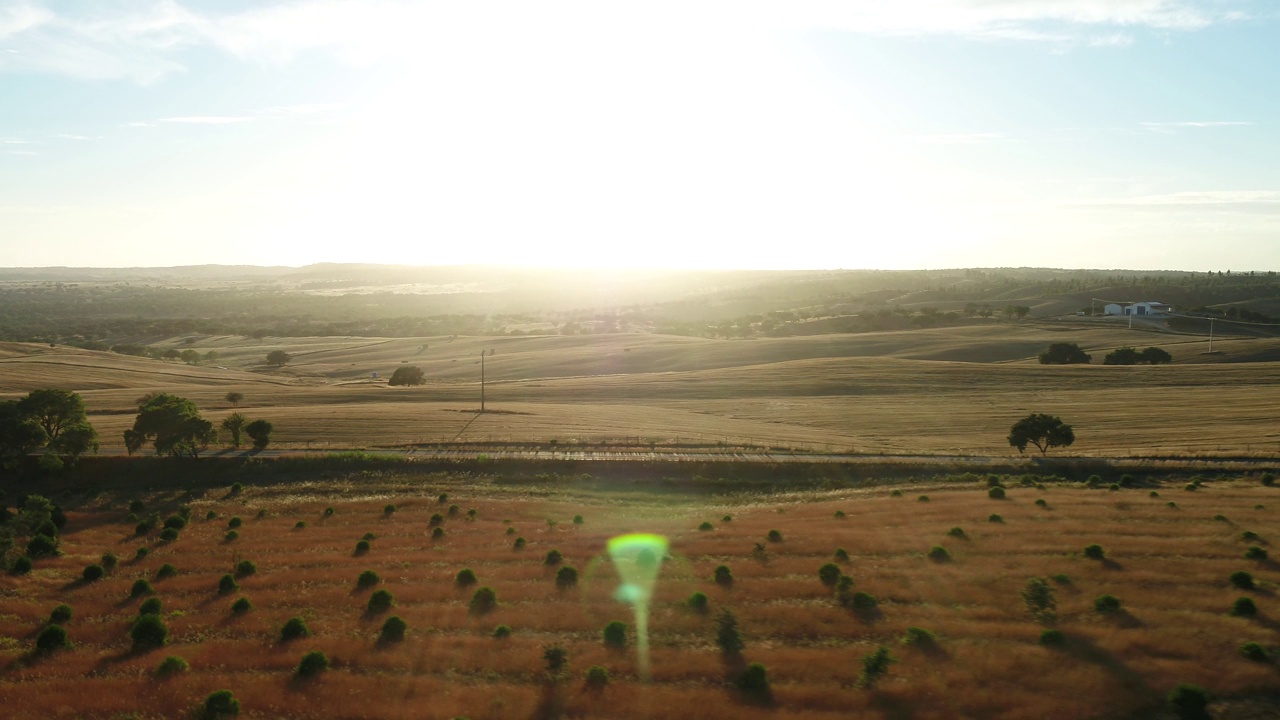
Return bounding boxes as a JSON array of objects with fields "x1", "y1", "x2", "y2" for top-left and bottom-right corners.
[{"x1": 2, "y1": 1, "x2": 1279, "y2": 271}]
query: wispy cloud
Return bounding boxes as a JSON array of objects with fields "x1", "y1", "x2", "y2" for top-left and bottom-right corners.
[
  {"x1": 1068, "y1": 190, "x2": 1280, "y2": 210},
  {"x1": 1140, "y1": 120, "x2": 1255, "y2": 133},
  {"x1": 159, "y1": 115, "x2": 254, "y2": 125},
  {"x1": 914, "y1": 132, "x2": 1005, "y2": 145},
  {"x1": 52, "y1": 133, "x2": 100, "y2": 140}
]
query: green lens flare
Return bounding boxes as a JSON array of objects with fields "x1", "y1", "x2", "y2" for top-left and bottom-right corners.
[{"x1": 608, "y1": 534, "x2": 667, "y2": 681}]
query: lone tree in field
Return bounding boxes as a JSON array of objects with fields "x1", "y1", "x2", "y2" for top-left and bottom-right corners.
[
  {"x1": 388, "y1": 366, "x2": 426, "y2": 386},
  {"x1": 245, "y1": 420, "x2": 273, "y2": 450},
  {"x1": 1008, "y1": 413, "x2": 1075, "y2": 456},
  {"x1": 124, "y1": 393, "x2": 215, "y2": 458},
  {"x1": 265, "y1": 350, "x2": 292, "y2": 367},
  {"x1": 225, "y1": 391, "x2": 244, "y2": 407},
  {"x1": 1140, "y1": 346, "x2": 1173, "y2": 364},
  {"x1": 12, "y1": 388, "x2": 98, "y2": 462},
  {"x1": 1038, "y1": 343, "x2": 1091, "y2": 365},
  {"x1": 221, "y1": 413, "x2": 247, "y2": 447}
]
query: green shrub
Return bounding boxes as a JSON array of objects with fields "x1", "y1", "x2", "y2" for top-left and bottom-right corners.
[
  {"x1": 218, "y1": 574, "x2": 238, "y2": 594},
  {"x1": 585, "y1": 665, "x2": 610, "y2": 688},
  {"x1": 555, "y1": 566, "x2": 579, "y2": 589},
  {"x1": 227, "y1": 517, "x2": 242, "y2": 529},
  {"x1": 1263, "y1": 473, "x2": 1276, "y2": 487},
  {"x1": 1241, "y1": 530, "x2": 1260, "y2": 541},
  {"x1": 818, "y1": 563, "x2": 842, "y2": 587},
  {"x1": 367, "y1": 589, "x2": 395, "y2": 613},
  {"x1": 1094, "y1": 595, "x2": 1121, "y2": 613},
  {"x1": 687, "y1": 592, "x2": 708, "y2": 612},
  {"x1": 1167, "y1": 501, "x2": 1178, "y2": 508},
  {"x1": 280, "y1": 616, "x2": 310, "y2": 641},
  {"x1": 1229, "y1": 571, "x2": 1255, "y2": 589},
  {"x1": 505, "y1": 526, "x2": 515, "y2": 535},
  {"x1": 380, "y1": 615, "x2": 407, "y2": 643},
  {"x1": 131, "y1": 579, "x2": 154, "y2": 597},
  {"x1": 159, "y1": 527, "x2": 180, "y2": 543},
  {"x1": 927, "y1": 546, "x2": 951, "y2": 562},
  {"x1": 229, "y1": 482, "x2": 243, "y2": 495},
  {"x1": 231, "y1": 597, "x2": 252, "y2": 615},
  {"x1": 544, "y1": 549, "x2": 563, "y2": 565},
  {"x1": 138, "y1": 597, "x2": 163, "y2": 616},
  {"x1": 1107, "y1": 484, "x2": 1120, "y2": 492},
  {"x1": 917, "y1": 495, "x2": 930, "y2": 503},
  {"x1": 988, "y1": 513, "x2": 1004, "y2": 523},
  {"x1": 83, "y1": 563, "x2": 105, "y2": 582},
  {"x1": 204, "y1": 689, "x2": 239, "y2": 718},
  {"x1": 1083, "y1": 544, "x2": 1105, "y2": 560},
  {"x1": 156, "y1": 655, "x2": 189, "y2": 676},
  {"x1": 1051, "y1": 573, "x2": 1071, "y2": 585},
  {"x1": 130, "y1": 500, "x2": 146, "y2": 513},
  {"x1": 362, "y1": 532, "x2": 376, "y2": 541},
  {"x1": 357, "y1": 570, "x2": 380, "y2": 589},
  {"x1": 431, "y1": 526, "x2": 445, "y2": 540},
  {"x1": 1213, "y1": 514, "x2": 1228, "y2": 522},
  {"x1": 27, "y1": 534, "x2": 58, "y2": 558},
  {"x1": 163, "y1": 515, "x2": 186, "y2": 530},
  {"x1": 235, "y1": 560, "x2": 256, "y2": 577},
  {"x1": 835, "y1": 575, "x2": 856, "y2": 608},
  {"x1": 988, "y1": 487, "x2": 1006, "y2": 500},
  {"x1": 1256, "y1": 504, "x2": 1265, "y2": 510},
  {"x1": 428, "y1": 513, "x2": 444, "y2": 527},
  {"x1": 156, "y1": 563, "x2": 177, "y2": 580},
  {"x1": 1184, "y1": 483, "x2": 1197, "y2": 492},
  {"x1": 384, "y1": 504, "x2": 397, "y2": 516},
  {"x1": 834, "y1": 548, "x2": 850, "y2": 562},
  {"x1": 901, "y1": 627, "x2": 937, "y2": 646},
  {"x1": 698, "y1": 521, "x2": 714, "y2": 531},
  {"x1": 947, "y1": 527, "x2": 966, "y2": 538},
  {"x1": 49, "y1": 604, "x2": 73, "y2": 624},
  {"x1": 323, "y1": 507, "x2": 335, "y2": 517},
  {"x1": 834, "y1": 510, "x2": 846, "y2": 518},
  {"x1": 544, "y1": 644, "x2": 569, "y2": 675},
  {"x1": 297, "y1": 650, "x2": 329, "y2": 677},
  {"x1": 1022, "y1": 577, "x2": 1057, "y2": 624},
  {"x1": 10, "y1": 555, "x2": 33, "y2": 575},
  {"x1": 1245, "y1": 546, "x2": 1268, "y2": 561},
  {"x1": 1231, "y1": 596, "x2": 1257, "y2": 617},
  {"x1": 1039, "y1": 629, "x2": 1065, "y2": 646},
  {"x1": 603, "y1": 620, "x2": 627, "y2": 648},
  {"x1": 714, "y1": 565, "x2": 733, "y2": 586},
  {"x1": 35, "y1": 624, "x2": 70, "y2": 653},
  {"x1": 455, "y1": 568, "x2": 477, "y2": 587},
  {"x1": 987, "y1": 475, "x2": 1003, "y2": 487},
  {"x1": 513, "y1": 536, "x2": 526, "y2": 550},
  {"x1": 223, "y1": 530, "x2": 238, "y2": 542},
  {"x1": 493, "y1": 624, "x2": 512, "y2": 639},
  {"x1": 447, "y1": 504, "x2": 459, "y2": 517},
  {"x1": 1086, "y1": 475, "x2": 1101, "y2": 487},
  {"x1": 572, "y1": 514, "x2": 583, "y2": 525},
  {"x1": 101, "y1": 552, "x2": 119, "y2": 570},
  {"x1": 354, "y1": 540, "x2": 371, "y2": 555},
  {"x1": 851, "y1": 591, "x2": 878, "y2": 611},
  {"x1": 738, "y1": 662, "x2": 770, "y2": 696},
  {"x1": 890, "y1": 489, "x2": 903, "y2": 497},
  {"x1": 134, "y1": 547, "x2": 149, "y2": 560},
  {"x1": 722, "y1": 514, "x2": 733, "y2": 522},
  {"x1": 1034, "y1": 498, "x2": 1048, "y2": 507},
  {"x1": 859, "y1": 646, "x2": 895, "y2": 687},
  {"x1": 1168, "y1": 683, "x2": 1211, "y2": 720},
  {"x1": 130, "y1": 614, "x2": 168, "y2": 651},
  {"x1": 716, "y1": 609, "x2": 743, "y2": 655},
  {"x1": 437, "y1": 493, "x2": 448, "y2": 503},
  {"x1": 1149, "y1": 491, "x2": 1160, "y2": 498},
  {"x1": 1240, "y1": 642, "x2": 1269, "y2": 662},
  {"x1": 470, "y1": 586, "x2": 498, "y2": 614},
  {"x1": 135, "y1": 522, "x2": 153, "y2": 536},
  {"x1": 294, "y1": 521, "x2": 306, "y2": 529},
  {"x1": 205, "y1": 510, "x2": 217, "y2": 520},
  {"x1": 1120, "y1": 474, "x2": 1135, "y2": 487}
]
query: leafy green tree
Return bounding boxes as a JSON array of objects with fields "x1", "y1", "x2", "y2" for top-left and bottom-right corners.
[
  {"x1": 179, "y1": 349, "x2": 201, "y2": 365},
  {"x1": 1139, "y1": 346, "x2": 1173, "y2": 364},
  {"x1": 245, "y1": 420, "x2": 273, "y2": 450},
  {"x1": 1038, "y1": 343, "x2": 1091, "y2": 365},
  {"x1": 224, "y1": 392, "x2": 243, "y2": 407},
  {"x1": 124, "y1": 393, "x2": 215, "y2": 458},
  {"x1": 1103, "y1": 347, "x2": 1141, "y2": 365},
  {"x1": 265, "y1": 350, "x2": 292, "y2": 367},
  {"x1": 388, "y1": 366, "x2": 425, "y2": 386},
  {"x1": 15, "y1": 389, "x2": 98, "y2": 461},
  {"x1": 1008, "y1": 414, "x2": 1075, "y2": 456},
  {"x1": 0, "y1": 400, "x2": 47, "y2": 465},
  {"x1": 221, "y1": 413, "x2": 247, "y2": 447}
]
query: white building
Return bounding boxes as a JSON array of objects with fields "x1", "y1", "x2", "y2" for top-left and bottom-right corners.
[{"x1": 1103, "y1": 301, "x2": 1174, "y2": 316}]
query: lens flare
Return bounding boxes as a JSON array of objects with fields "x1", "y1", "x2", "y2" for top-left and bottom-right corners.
[{"x1": 607, "y1": 533, "x2": 668, "y2": 680}]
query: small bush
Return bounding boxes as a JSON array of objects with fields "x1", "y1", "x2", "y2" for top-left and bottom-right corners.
[
  {"x1": 1229, "y1": 571, "x2": 1255, "y2": 589},
  {"x1": 27, "y1": 534, "x2": 58, "y2": 558},
  {"x1": 917, "y1": 495, "x2": 930, "y2": 502},
  {"x1": 384, "y1": 504, "x2": 397, "y2": 516},
  {"x1": 722, "y1": 514, "x2": 733, "y2": 522},
  {"x1": 714, "y1": 565, "x2": 733, "y2": 586},
  {"x1": 1245, "y1": 546, "x2": 1268, "y2": 561},
  {"x1": 159, "y1": 527, "x2": 180, "y2": 543},
  {"x1": 1039, "y1": 629, "x2": 1066, "y2": 646},
  {"x1": 156, "y1": 563, "x2": 177, "y2": 580},
  {"x1": 859, "y1": 646, "x2": 895, "y2": 687},
  {"x1": 698, "y1": 521, "x2": 714, "y2": 531},
  {"x1": 493, "y1": 624, "x2": 512, "y2": 639},
  {"x1": 1241, "y1": 530, "x2": 1260, "y2": 541},
  {"x1": 138, "y1": 597, "x2": 163, "y2": 616},
  {"x1": 294, "y1": 521, "x2": 306, "y2": 529},
  {"x1": 437, "y1": 493, "x2": 448, "y2": 503},
  {"x1": 1167, "y1": 501, "x2": 1178, "y2": 508},
  {"x1": 988, "y1": 513, "x2": 1004, "y2": 523},
  {"x1": 1094, "y1": 595, "x2": 1121, "y2": 613},
  {"x1": 851, "y1": 591, "x2": 878, "y2": 611},
  {"x1": 1083, "y1": 544, "x2": 1105, "y2": 560},
  {"x1": 555, "y1": 566, "x2": 579, "y2": 589},
  {"x1": 928, "y1": 546, "x2": 951, "y2": 562},
  {"x1": 1107, "y1": 484, "x2": 1120, "y2": 492},
  {"x1": 131, "y1": 579, "x2": 154, "y2": 597},
  {"x1": 947, "y1": 527, "x2": 966, "y2": 538},
  {"x1": 101, "y1": 552, "x2": 119, "y2": 570},
  {"x1": 603, "y1": 620, "x2": 627, "y2": 648},
  {"x1": 455, "y1": 568, "x2": 477, "y2": 587},
  {"x1": 11, "y1": 555, "x2": 33, "y2": 574},
  {"x1": 235, "y1": 560, "x2": 256, "y2": 577},
  {"x1": 231, "y1": 597, "x2": 252, "y2": 615},
  {"x1": 83, "y1": 563, "x2": 105, "y2": 582},
  {"x1": 218, "y1": 574, "x2": 238, "y2": 594},
  {"x1": 585, "y1": 665, "x2": 610, "y2": 688},
  {"x1": 163, "y1": 515, "x2": 186, "y2": 530},
  {"x1": 354, "y1": 540, "x2": 371, "y2": 555},
  {"x1": 367, "y1": 589, "x2": 395, "y2": 613},
  {"x1": 544, "y1": 549, "x2": 563, "y2": 565},
  {"x1": 156, "y1": 655, "x2": 189, "y2": 676},
  {"x1": 431, "y1": 526, "x2": 445, "y2": 540},
  {"x1": 716, "y1": 609, "x2": 744, "y2": 655},
  {"x1": 1263, "y1": 473, "x2": 1276, "y2": 487},
  {"x1": 470, "y1": 586, "x2": 497, "y2": 614},
  {"x1": 447, "y1": 504, "x2": 459, "y2": 517},
  {"x1": 1256, "y1": 504, "x2": 1266, "y2": 510},
  {"x1": 513, "y1": 537, "x2": 526, "y2": 550},
  {"x1": 323, "y1": 506, "x2": 335, "y2": 517},
  {"x1": 223, "y1": 530, "x2": 238, "y2": 542},
  {"x1": 834, "y1": 510, "x2": 846, "y2": 519},
  {"x1": 35, "y1": 624, "x2": 70, "y2": 653},
  {"x1": 1149, "y1": 491, "x2": 1160, "y2": 498},
  {"x1": 688, "y1": 591, "x2": 709, "y2": 612},
  {"x1": 765, "y1": 528, "x2": 783, "y2": 543},
  {"x1": 129, "y1": 500, "x2": 146, "y2": 513},
  {"x1": 1022, "y1": 577, "x2": 1058, "y2": 623},
  {"x1": 890, "y1": 489, "x2": 903, "y2": 497},
  {"x1": 280, "y1": 616, "x2": 310, "y2": 641},
  {"x1": 1168, "y1": 683, "x2": 1211, "y2": 720},
  {"x1": 1034, "y1": 498, "x2": 1048, "y2": 507},
  {"x1": 134, "y1": 547, "x2": 149, "y2": 560},
  {"x1": 738, "y1": 662, "x2": 770, "y2": 696},
  {"x1": 362, "y1": 532, "x2": 376, "y2": 541},
  {"x1": 544, "y1": 644, "x2": 569, "y2": 675},
  {"x1": 205, "y1": 510, "x2": 217, "y2": 520},
  {"x1": 1184, "y1": 483, "x2": 1197, "y2": 492},
  {"x1": 227, "y1": 517, "x2": 242, "y2": 529},
  {"x1": 901, "y1": 627, "x2": 936, "y2": 646},
  {"x1": 1231, "y1": 596, "x2": 1257, "y2": 617},
  {"x1": 1086, "y1": 475, "x2": 1101, "y2": 487},
  {"x1": 818, "y1": 563, "x2": 842, "y2": 587},
  {"x1": 572, "y1": 514, "x2": 583, "y2": 525},
  {"x1": 988, "y1": 487, "x2": 1006, "y2": 500},
  {"x1": 834, "y1": 548, "x2": 850, "y2": 562},
  {"x1": 49, "y1": 604, "x2": 73, "y2": 624},
  {"x1": 380, "y1": 615, "x2": 407, "y2": 643},
  {"x1": 357, "y1": 570, "x2": 380, "y2": 589},
  {"x1": 505, "y1": 526, "x2": 515, "y2": 535},
  {"x1": 297, "y1": 650, "x2": 329, "y2": 677},
  {"x1": 130, "y1": 614, "x2": 168, "y2": 651},
  {"x1": 204, "y1": 689, "x2": 240, "y2": 718},
  {"x1": 229, "y1": 482, "x2": 243, "y2": 495},
  {"x1": 1240, "y1": 641, "x2": 1269, "y2": 662},
  {"x1": 1213, "y1": 514, "x2": 1229, "y2": 522},
  {"x1": 1052, "y1": 573, "x2": 1071, "y2": 585}
]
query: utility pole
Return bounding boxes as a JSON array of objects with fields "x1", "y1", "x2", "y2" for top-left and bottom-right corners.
[
  {"x1": 1209, "y1": 318, "x2": 1215, "y2": 353},
  {"x1": 480, "y1": 350, "x2": 486, "y2": 412}
]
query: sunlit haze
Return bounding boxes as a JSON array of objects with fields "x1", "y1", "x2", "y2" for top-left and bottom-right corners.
[{"x1": 3, "y1": 1, "x2": 1279, "y2": 270}]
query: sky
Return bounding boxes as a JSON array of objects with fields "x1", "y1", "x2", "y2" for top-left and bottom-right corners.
[{"x1": 2, "y1": 0, "x2": 1279, "y2": 271}]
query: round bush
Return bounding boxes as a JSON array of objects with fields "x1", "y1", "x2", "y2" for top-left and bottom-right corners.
[
  {"x1": 455, "y1": 568, "x2": 477, "y2": 587},
  {"x1": 354, "y1": 540, "x2": 371, "y2": 555},
  {"x1": 714, "y1": 565, "x2": 733, "y2": 586},
  {"x1": 1213, "y1": 514, "x2": 1228, "y2": 522},
  {"x1": 129, "y1": 500, "x2": 146, "y2": 513},
  {"x1": 83, "y1": 564, "x2": 105, "y2": 582},
  {"x1": 131, "y1": 579, "x2": 154, "y2": 597},
  {"x1": 437, "y1": 493, "x2": 449, "y2": 503},
  {"x1": 585, "y1": 665, "x2": 610, "y2": 688},
  {"x1": 357, "y1": 570, "x2": 381, "y2": 589},
  {"x1": 1167, "y1": 501, "x2": 1178, "y2": 508},
  {"x1": 227, "y1": 517, "x2": 242, "y2": 529},
  {"x1": 722, "y1": 514, "x2": 733, "y2": 522},
  {"x1": 739, "y1": 662, "x2": 770, "y2": 694},
  {"x1": 280, "y1": 616, "x2": 311, "y2": 641},
  {"x1": 297, "y1": 650, "x2": 329, "y2": 677},
  {"x1": 134, "y1": 547, "x2": 149, "y2": 560},
  {"x1": 1094, "y1": 595, "x2": 1121, "y2": 613},
  {"x1": 698, "y1": 521, "x2": 714, "y2": 531},
  {"x1": 323, "y1": 506, "x2": 335, "y2": 517},
  {"x1": 1039, "y1": 629, "x2": 1066, "y2": 646},
  {"x1": 156, "y1": 655, "x2": 189, "y2": 676},
  {"x1": 204, "y1": 689, "x2": 239, "y2": 717},
  {"x1": 901, "y1": 627, "x2": 937, "y2": 646},
  {"x1": 890, "y1": 489, "x2": 903, "y2": 497},
  {"x1": 130, "y1": 614, "x2": 168, "y2": 651},
  {"x1": 1184, "y1": 483, "x2": 1197, "y2": 492},
  {"x1": 431, "y1": 527, "x2": 446, "y2": 540},
  {"x1": 1052, "y1": 573, "x2": 1071, "y2": 585},
  {"x1": 766, "y1": 529, "x2": 783, "y2": 543},
  {"x1": 362, "y1": 532, "x2": 377, "y2": 541},
  {"x1": 1083, "y1": 544, "x2": 1105, "y2": 560},
  {"x1": 367, "y1": 589, "x2": 395, "y2": 613},
  {"x1": 947, "y1": 527, "x2": 966, "y2": 538},
  {"x1": 1149, "y1": 491, "x2": 1160, "y2": 497},
  {"x1": 688, "y1": 591, "x2": 709, "y2": 612},
  {"x1": 469, "y1": 586, "x2": 497, "y2": 614},
  {"x1": 834, "y1": 510, "x2": 846, "y2": 519},
  {"x1": 1231, "y1": 596, "x2": 1257, "y2": 617},
  {"x1": 493, "y1": 624, "x2": 512, "y2": 639},
  {"x1": 138, "y1": 597, "x2": 163, "y2": 616},
  {"x1": 1229, "y1": 571, "x2": 1255, "y2": 590},
  {"x1": 101, "y1": 552, "x2": 119, "y2": 570},
  {"x1": 205, "y1": 510, "x2": 217, "y2": 520},
  {"x1": 1168, "y1": 684, "x2": 1210, "y2": 720},
  {"x1": 1108, "y1": 484, "x2": 1120, "y2": 492},
  {"x1": 571, "y1": 514, "x2": 582, "y2": 524},
  {"x1": 27, "y1": 534, "x2": 58, "y2": 558},
  {"x1": 1034, "y1": 498, "x2": 1048, "y2": 507},
  {"x1": 380, "y1": 615, "x2": 407, "y2": 643},
  {"x1": 223, "y1": 530, "x2": 238, "y2": 542},
  {"x1": 917, "y1": 495, "x2": 930, "y2": 502},
  {"x1": 988, "y1": 487, "x2": 1006, "y2": 500},
  {"x1": 35, "y1": 624, "x2": 70, "y2": 653},
  {"x1": 505, "y1": 526, "x2": 516, "y2": 535},
  {"x1": 834, "y1": 548, "x2": 850, "y2": 562},
  {"x1": 988, "y1": 513, "x2": 1004, "y2": 523},
  {"x1": 11, "y1": 555, "x2": 33, "y2": 574},
  {"x1": 602, "y1": 620, "x2": 627, "y2": 648},
  {"x1": 851, "y1": 591, "x2": 878, "y2": 610},
  {"x1": 218, "y1": 574, "x2": 239, "y2": 594},
  {"x1": 818, "y1": 563, "x2": 841, "y2": 587},
  {"x1": 429, "y1": 513, "x2": 444, "y2": 526},
  {"x1": 231, "y1": 597, "x2": 253, "y2": 615},
  {"x1": 384, "y1": 504, "x2": 397, "y2": 515},
  {"x1": 156, "y1": 563, "x2": 177, "y2": 580},
  {"x1": 1245, "y1": 546, "x2": 1268, "y2": 561},
  {"x1": 159, "y1": 527, "x2": 180, "y2": 543},
  {"x1": 1240, "y1": 642, "x2": 1269, "y2": 662},
  {"x1": 1241, "y1": 530, "x2": 1260, "y2": 541},
  {"x1": 544, "y1": 549, "x2": 563, "y2": 565},
  {"x1": 928, "y1": 546, "x2": 951, "y2": 562},
  {"x1": 163, "y1": 515, "x2": 186, "y2": 530},
  {"x1": 235, "y1": 560, "x2": 256, "y2": 577},
  {"x1": 447, "y1": 504, "x2": 459, "y2": 517},
  {"x1": 294, "y1": 521, "x2": 306, "y2": 529},
  {"x1": 513, "y1": 537, "x2": 526, "y2": 550},
  {"x1": 49, "y1": 604, "x2": 72, "y2": 624},
  {"x1": 555, "y1": 566, "x2": 579, "y2": 589}
]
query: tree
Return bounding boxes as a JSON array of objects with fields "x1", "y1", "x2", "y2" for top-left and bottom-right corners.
[
  {"x1": 265, "y1": 350, "x2": 292, "y2": 367},
  {"x1": 388, "y1": 366, "x2": 425, "y2": 386},
  {"x1": 124, "y1": 393, "x2": 215, "y2": 458},
  {"x1": 14, "y1": 389, "x2": 97, "y2": 462},
  {"x1": 245, "y1": 420, "x2": 273, "y2": 450},
  {"x1": 1103, "y1": 347, "x2": 1141, "y2": 365},
  {"x1": 1038, "y1": 343, "x2": 1091, "y2": 365},
  {"x1": 1139, "y1": 347, "x2": 1172, "y2": 365},
  {"x1": 1008, "y1": 413, "x2": 1075, "y2": 456},
  {"x1": 179, "y1": 349, "x2": 201, "y2": 365},
  {"x1": 0, "y1": 400, "x2": 47, "y2": 466},
  {"x1": 221, "y1": 413, "x2": 247, "y2": 447},
  {"x1": 224, "y1": 392, "x2": 244, "y2": 407}
]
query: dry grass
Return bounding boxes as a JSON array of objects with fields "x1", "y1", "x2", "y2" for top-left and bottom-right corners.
[{"x1": 2, "y1": 474, "x2": 1277, "y2": 719}]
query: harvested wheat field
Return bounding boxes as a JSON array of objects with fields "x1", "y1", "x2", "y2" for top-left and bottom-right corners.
[{"x1": 2, "y1": 472, "x2": 1277, "y2": 719}]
